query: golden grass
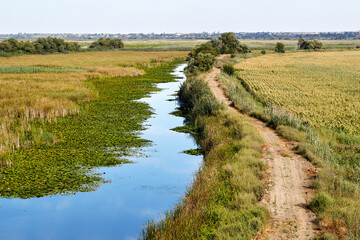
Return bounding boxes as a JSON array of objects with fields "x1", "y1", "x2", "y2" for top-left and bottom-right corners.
[
  {"x1": 0, "y1": 51, "x2": 187, "y2": 67},
  {"x1": 235, "y1": 51, "x2": 360, "y2": 133},
  {"x1": 0, "y1": 51, "x2": 187, "y2": 155}
]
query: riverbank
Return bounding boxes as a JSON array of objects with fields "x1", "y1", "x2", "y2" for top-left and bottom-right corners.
[{"x1": 141, "y1": 70, "x2": 268, "y2": 239}]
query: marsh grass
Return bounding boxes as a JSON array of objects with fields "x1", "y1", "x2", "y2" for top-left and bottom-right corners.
[{"x1": 0, "y1": 66, "x2": 85, "y2": 74}]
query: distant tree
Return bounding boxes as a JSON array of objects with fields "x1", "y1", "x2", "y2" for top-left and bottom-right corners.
[
  {"x1": 6, "y1": 38, "x2": 21, "y2": 51},
  {"x1": 237, "y1": 43, "x2": 251, "y2": 53},
  {"x1": 187, "y1": 42, "x2": 218, "y2": 60},
  {"x1": 298, "y1": 38, "x2": 306, "y2": 49},
  {"x1": 312, "y1": 40, "x2": 323, "y2": 49},
  {"x1": 0, "y1": 41, "x2": 12, "y2": 52},
  {"x1": 298, "y1": 38, "x2": 322, "y2": 50},
  {"x1": 219, "y1": 32, "x2": 239, "y2": 54},
  {"x1": 275, "y1": 42, "x2": 285, "y2": 53},
  {"x1": 89, "y1": 38, "x2": 124, "y2": 50},
  {"x1": 21, "y1": 41, "x2": 36, "y2": 53}
]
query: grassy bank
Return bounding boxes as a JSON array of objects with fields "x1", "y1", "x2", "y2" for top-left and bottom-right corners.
[
  {"x1": 141, "y1": 76, "x2": 267, "y2": 239},
  {"x1": 218, "y1": 54, "x2": 360, "y2": 239},
  {"x1": 0, "y1": 60, "x2": 184, "y2": 198}
]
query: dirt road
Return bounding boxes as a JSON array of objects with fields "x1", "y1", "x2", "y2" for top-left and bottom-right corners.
[{"x1": 203, "y1": 64, "x2": 317, "y2": 239}]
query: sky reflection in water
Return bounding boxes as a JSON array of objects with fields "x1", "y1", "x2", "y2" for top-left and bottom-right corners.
[{"x1": 0, "y1": 64, "x2": 202, "y2": 240}]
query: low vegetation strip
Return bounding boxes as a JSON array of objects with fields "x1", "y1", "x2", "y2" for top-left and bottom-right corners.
[
  {"x1": 0, "y1": 66, "x2": 85, "y2": 74},
  {"x1": 220, "y1": 55, "x2": 360, "y2": 239},
  {"x1": 0, "y1": 60, "x2": 183, "y2": 198},
  {"x1": 141, "y1": 76, "x2": 267, "y2": 239}
]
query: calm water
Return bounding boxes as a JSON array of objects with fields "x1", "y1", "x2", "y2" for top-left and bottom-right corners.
[{"x1": 0, "y1": 64, "x2": 202, "y2": 240}]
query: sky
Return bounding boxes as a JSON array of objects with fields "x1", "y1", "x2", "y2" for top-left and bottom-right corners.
[{"x1": 1, "y1": 0, "x2": 359, "y2": 34}]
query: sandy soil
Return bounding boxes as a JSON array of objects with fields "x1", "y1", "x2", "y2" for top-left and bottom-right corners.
[{"x1": 203, "y1": 60, "x2": 317, "y2": 239}]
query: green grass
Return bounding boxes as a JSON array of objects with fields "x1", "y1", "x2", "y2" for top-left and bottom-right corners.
[
  {"x1": 141, "y1": 73, "x2": 267, "y2": 239},
  {"x1": 0, "y1": 61, "x2": 181, "y2": 199},
  {"x1": 0, "y1": 66, "x2": 85, "y2": 74}
]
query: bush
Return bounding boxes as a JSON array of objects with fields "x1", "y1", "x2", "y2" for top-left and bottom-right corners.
[
  {"x1": 310, "y1": 192, "x2": 333, "y2": 214},
  {"x1": 0, "y1": 37, "x2": 80, "y2": 54},
  {"x1": 89, "y1": 38, "x2": 124, "y2": 49},
  {"x1": 178, "y1": 77, "x2": 221, "y2": 118},
  {"x1": 222, "y1": 64, "x2": 235, "y2": 76},
  {"x1": 186, "y1": 32, "x2": 251, "y2": 75},
  {"x1": 275, "y1": 42, "x2": 285, "y2": 53},
  {"x1": 261, "y1": 50, "x2": 266, "y2": 55},
  {"x1": 298, "y1": 38, "x2": 323, "y2": 50}
]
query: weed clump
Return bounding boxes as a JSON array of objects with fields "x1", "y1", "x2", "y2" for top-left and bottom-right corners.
[
  {"x1": 310, "y1": 192, "x2": 333, "y2": 214},
  {"x1": 222, "y1": 64, "x2": 235, "y2": 76}
]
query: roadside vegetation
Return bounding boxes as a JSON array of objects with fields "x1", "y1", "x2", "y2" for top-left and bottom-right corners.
[
  {"x1": 215, "y1": 50, "x2": 360, "y2": 239},
  {"x1": 186, "y1": 32, "x2": 250, "y2": 75},
  {"x1": 0, "y1": 52, "x2": 186, "y2": 198},
  {"x1": 141, "y1": 76, "x2": 267, "y2": 239}
]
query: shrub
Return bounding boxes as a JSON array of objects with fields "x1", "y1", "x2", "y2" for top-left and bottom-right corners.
[
  {"x1": 298, "y1": 38, "x2": 323, "y2": 50},
  {"x1": 223, "y1": 64, "x2": 235, "y2": 76},
  {"x1": 310, "y1": 192, "x2": 333, "y2": 214},
  {"x1": 261, "y1": 50, "x2": 266, "y2": 55},
  {"x1": 89, "y1": 38, "x2": 124, "y2": 49},
  {"x1": 275, "y1": 42, "x2": 285, "y2": 53},
  {"x1": 0, "y1": 37, "x2": 80, "y2": 54},
  {"x1": 178, "y1": 77, "x2": 221, "y2": 118}
]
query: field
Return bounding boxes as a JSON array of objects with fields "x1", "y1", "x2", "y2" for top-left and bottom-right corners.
[
  {"x1": 0, "y1": 51, "x2": 187, "y2": 157},
  {"x1": 235, "y1": 51, "x2": 360, "y2": 133},
  {"x1": 227, "y1": 51, "x2": 360, "y2": 238},
  {"x1": 242, "y1": 39, "x2": 360, "y2": 51}
]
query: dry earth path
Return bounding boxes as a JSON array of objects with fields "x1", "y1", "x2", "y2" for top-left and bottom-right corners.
[{"x1": 203, "y1": 61, "x2": 317, "y2": 239}]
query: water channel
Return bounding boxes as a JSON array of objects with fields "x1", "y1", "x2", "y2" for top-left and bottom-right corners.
[{"x1": 0, "y1": 64, "x2": 202, "y2": 240}]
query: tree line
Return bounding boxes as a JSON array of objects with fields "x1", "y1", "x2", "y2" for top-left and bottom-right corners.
[
  {"x1": 274, "y1": 38, "x2": 323, "y2": 53},
  {"x1": 0, "y1": 37, "x2": 124, "y2": 55},
  {"x1": 186, "y1": 32, "x2": 250, "y2": 74}
]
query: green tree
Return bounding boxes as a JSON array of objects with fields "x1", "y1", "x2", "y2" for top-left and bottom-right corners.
[
  {"x1": 298, "y1": 38, "x2": 322, "y2": 50},
  {"x1": 275, "y1": 42, "x2": 285, "y2": 53},
  {"x1": 21, "y1": 41, "x2": 36, "y2": 53},
  {"x1": 0, "y1": 41, "x2": 12, "y2": 52},
  {"x1": 89, "y1": 38, "x2": 124, "y2": 50},
  {"x1": 219, "y1": 32, "x2": 239, "y2": 54}
]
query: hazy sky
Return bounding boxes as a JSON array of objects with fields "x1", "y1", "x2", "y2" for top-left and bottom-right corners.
[{"x1": 1, "y1": 0, "x2": 359, "y2": 33}]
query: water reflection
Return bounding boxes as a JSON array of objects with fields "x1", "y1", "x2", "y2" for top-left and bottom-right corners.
[{"x1": 0, "y1": 64, "x2": 202, "y2": 240}]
